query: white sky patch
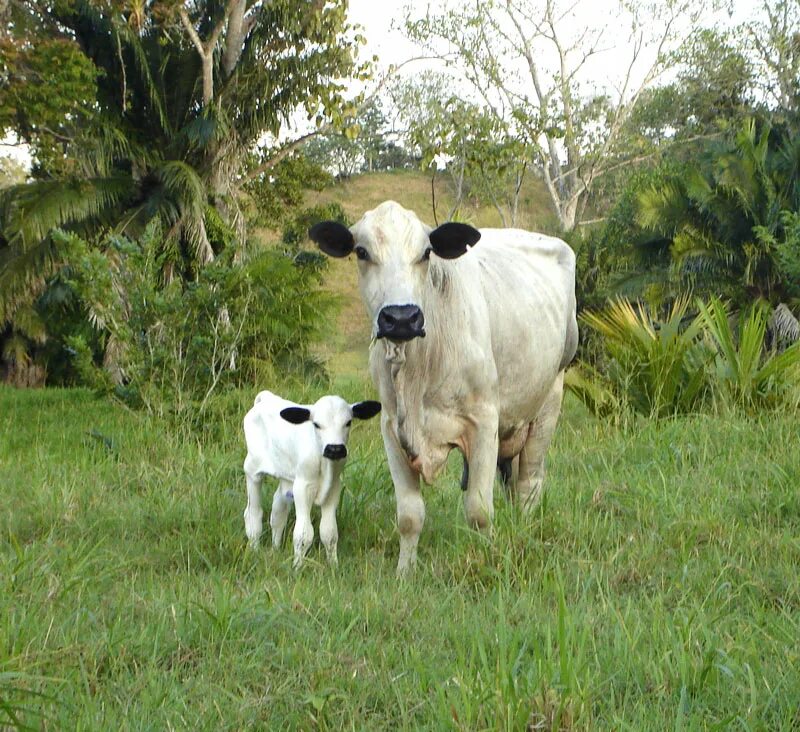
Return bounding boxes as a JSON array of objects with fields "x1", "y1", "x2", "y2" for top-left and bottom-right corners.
[
  {"x1": 348, "y1": 0, "x2": 755, "y2": 88},
  {"x1": 1, "y1": 0, "x2": 764, "y2": 171},
  {"x1": 0, "y1": 133, "x2": 31, "y2": 167}
]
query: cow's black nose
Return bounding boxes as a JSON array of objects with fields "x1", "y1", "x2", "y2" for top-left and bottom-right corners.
[
  {"x1": 323, "y1": 444, "x2": 347, "y2": 461},
  {"x1": 376, "y1": 305, "x2": 426, "y2": 341}
]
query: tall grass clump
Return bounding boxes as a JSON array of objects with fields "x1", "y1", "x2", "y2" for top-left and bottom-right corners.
[{"x1": 52, "y1": 223, "x2": 337, "y2": 425}]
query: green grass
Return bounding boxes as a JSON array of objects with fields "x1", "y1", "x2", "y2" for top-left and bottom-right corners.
[{"x1": 2, "y1": 385, "x2": 799, "y2": 730}]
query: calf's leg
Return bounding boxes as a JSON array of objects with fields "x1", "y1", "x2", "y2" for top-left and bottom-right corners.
[
  {"x1": 291, "y1": 479, "x2": 315, "y2": 569},
  {"x1": 319, "y1": 475, "x2": 343, "y2": 565},
  {"x1": 516, "y1": 372, "x2": 564, "y2": 510},
  {"x1": 243, "y1": 472, "x2": 264, "y2": 547},
  {"x1": 270, "y1": 479, "x2": 293, "y2": 548}
]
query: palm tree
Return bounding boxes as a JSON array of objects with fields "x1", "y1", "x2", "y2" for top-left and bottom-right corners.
[
  {"x1": 0, "y1": 0, "x2": 363, "y2": 383},
  {"x1": 634, "y1": 117, "x2": 800, "y2": 305}
]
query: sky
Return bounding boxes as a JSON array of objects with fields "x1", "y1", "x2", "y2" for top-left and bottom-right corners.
[
  {"x1": 1, "y1": 0, "x2": 761, "y2": 167},
  {"x1": 347, "y1": 0, "x2": 755, "y2": 74}
]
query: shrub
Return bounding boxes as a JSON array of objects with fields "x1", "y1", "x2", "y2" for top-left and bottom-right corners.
[
  {"x1": 571, "y1": 296, "x2": 710, "y2": 419},
  {"x1": 569, "y1": 295, "x2": 800, "y2": 420},
  {"x1": 54, "y1": 223, "x2": 336, "y2": 418},
  {"x1": 698, "y1": 297, "x2": 800, "y2": 409}
]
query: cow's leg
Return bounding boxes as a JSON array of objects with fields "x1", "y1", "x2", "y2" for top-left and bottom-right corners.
[
  {"x1": 463, "y1": 407, "x2": 500, "y2": 531},
  {"x1": 291, "y1": 479, "x2": 315, "y2": 569},
  {"x1": 319, "y1": 475, "x2": 343, "y2": 566},
  {"x1": 516, "y1": 372, "x2": 564, "y2": 510},
  {"x1": 269, "y1": 479, "x2": 293, "y2": 549},
  {"x1": 382, "y1": 416, "x2": 424, "y2": 575},
  {"x1": 497, "y1": 458, "x2": 514, "y2": 488},
  {"x1": 461, "y1": 455, "x2": 514, "y2": 491},
  {"x1": 243, "y1": 472, "x2": 264, "y2": 547}
]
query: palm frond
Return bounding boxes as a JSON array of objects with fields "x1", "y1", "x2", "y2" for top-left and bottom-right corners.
[
  {"x1": 0, "y1": 177, "x2": 135, "y2": 246},
  {"x1": 9, "y1": 305, "x2": 47, "y2": 344},
  {"x1": 155, "y1": 161, "x2": 213, "y2": 264},
  {"x1": 0, "y1": 239, "x2": 57, "y2": 324},
  {"x1": 580, "y1": 295, "x2": 710, "y2": 417},
  {"x1": 698, "y1": 297, "x2": 800, "y2": 407},
  {"x1": 635, "y1": 180, "x2": 690, "y2": 235}
]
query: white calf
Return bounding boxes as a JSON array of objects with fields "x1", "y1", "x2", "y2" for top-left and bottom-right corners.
[{"x1": 242, "y1": 390, "x2": 381, "y2": 567}]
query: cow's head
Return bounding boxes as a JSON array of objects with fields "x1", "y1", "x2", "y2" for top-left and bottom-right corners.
[
  {"x1": 309, "y1": 201, "x2": 480, "y2": 342},
  {"x1": 280, "y1": 395, "x2": 381, "y2": 461}
]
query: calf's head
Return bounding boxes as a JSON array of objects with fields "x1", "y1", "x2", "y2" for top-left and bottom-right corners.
[
  {"x1": 280, "y1": 395, "x2": 381, "y2": 461},
  {"x1": 309, "y1": 202, "x2": 480, "y2": 342}
]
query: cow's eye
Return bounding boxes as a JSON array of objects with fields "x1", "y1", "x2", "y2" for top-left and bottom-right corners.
[
  {"x1": 313, "y1": 422, "x2": 321, "y2": 429},
  {"x1": 345, "y1": 420, "x2": 352, "y2": 427},
  {"x1": 421, "y1": 247, "x2": 433, "y2": 262},
  {"x1": 355, "y1": 246, "x2": 370, "y2": 261}
]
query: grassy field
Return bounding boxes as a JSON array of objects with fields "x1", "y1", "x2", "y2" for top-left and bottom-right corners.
[{"x1": 2, "y1": 383, "x2": 799, "y2": 730}]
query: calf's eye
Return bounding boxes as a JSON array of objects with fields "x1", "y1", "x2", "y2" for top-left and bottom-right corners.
[
  {"x1": 313, "y1": 422, "x2": 321, "y2": 429},
  {"x1": 355, "y1": 246, "x2": 370, "y2": 261},
  {"x1": 345, "y1": 420, "x2": 352, "y2": 427},
  {"x1": 421, "y1": 247, "x2": 433, "y2": 261}
]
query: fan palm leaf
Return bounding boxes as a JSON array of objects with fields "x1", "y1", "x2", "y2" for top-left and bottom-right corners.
[
  {"x1": 578, "y1": 295, "x2": 710, "y2": 417},
  {"x1": 698, "y1": 297, "x2": 800, "y2": 407}
]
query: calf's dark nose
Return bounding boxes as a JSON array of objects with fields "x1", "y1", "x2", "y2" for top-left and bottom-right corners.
[
  {"x1": 323, "y1": 444, "x2": 347, "y2": 461},
  {"x1": 376, "y1": 304, "x2": 426, "y2": 341}
]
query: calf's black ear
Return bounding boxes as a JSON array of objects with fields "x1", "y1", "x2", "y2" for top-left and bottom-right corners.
[
  {"x1": 351, "y1": 400, "x2": 381, "y2": 420},
  {"x1": 280, "y1": 406, "x2": 311, "y2": 424},
  {"x1": 309, "y1": 221, "x2": 355, "y2": 258},
  {"x1": 429, "y1": 222, "x2": 481, "y2": 259}
]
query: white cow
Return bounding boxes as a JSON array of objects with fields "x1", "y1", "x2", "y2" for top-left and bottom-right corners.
[
  {"x1": 309, "y1": 201, "x2": 577, "y2": 573},
  {"x1": 242, "y1": 390, "x2": 381, "y2": 567}
]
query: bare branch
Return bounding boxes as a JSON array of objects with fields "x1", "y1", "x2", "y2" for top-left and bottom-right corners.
[{"x1": 178, "y1": 7, "x2": 205, "y2": 57}]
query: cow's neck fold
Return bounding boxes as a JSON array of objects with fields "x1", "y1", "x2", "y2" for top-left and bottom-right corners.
[{"x1": 382, "y1": 340, "x2": 407, "y2": 365}]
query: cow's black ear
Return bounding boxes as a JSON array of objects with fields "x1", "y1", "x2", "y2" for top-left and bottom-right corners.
[
  {"x1": 429, "y1": 222, "x2": 481, "y2": 260},
  {"x1": 308, "y1": 221, "x2": 354, "y2": 258},
  {"x1": 351, "y1": 400, "x2": 381, "y2": 420},
  {"x1": 280, "y1": 406, "x2": 311, "y2": 424}
]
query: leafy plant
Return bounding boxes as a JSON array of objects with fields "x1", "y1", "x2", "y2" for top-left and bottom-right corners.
[
  {"x1": 698, "y1": 297, "x2": 800, "y2": 409},
  {"x1": 573, "y1": 296, "x2": 710, "y2": 418},
  {"x1": 54, "y1": 225, "x2": 336, "y2": 419},
  {"x1": 634, "y1": 118, "x2": 800, "y2": 305},
  {"x1": 1, "y1": 0, "x2": 366, "y2": 377}
]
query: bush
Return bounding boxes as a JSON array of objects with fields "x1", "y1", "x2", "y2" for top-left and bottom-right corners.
[
  {"x1": 698, "y1": 297, "x2": 800, "y2": 410},
  {"x1": 54, "y1": 223, "x2": 337, "y2": 419},
  {"x1": 573, "y1": 296, "x2": 710, "y2": 419},
  {"x1": 569, "y1": 295, "x2": 800, "y2": 420}
]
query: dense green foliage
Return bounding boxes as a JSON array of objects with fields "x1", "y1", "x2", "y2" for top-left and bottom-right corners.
[
  {"x1": 0, "y1": 0, "x2": 366, "y2": 385},
  {"x1": 3, "y1": 386, "x2": 799, "y2": 729},
  {"x1": 51, "y1": 223, "x2": 336, "y2": 413},
  {"x1": 569, "y1": 296, "x2": 800, "y2": 419},
  {"x1": 635, "y1": 119, "x2": 800, "y2": 305},
  {"x1": 570, "y1": 297, "x2": 710, "y2": 419}
]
